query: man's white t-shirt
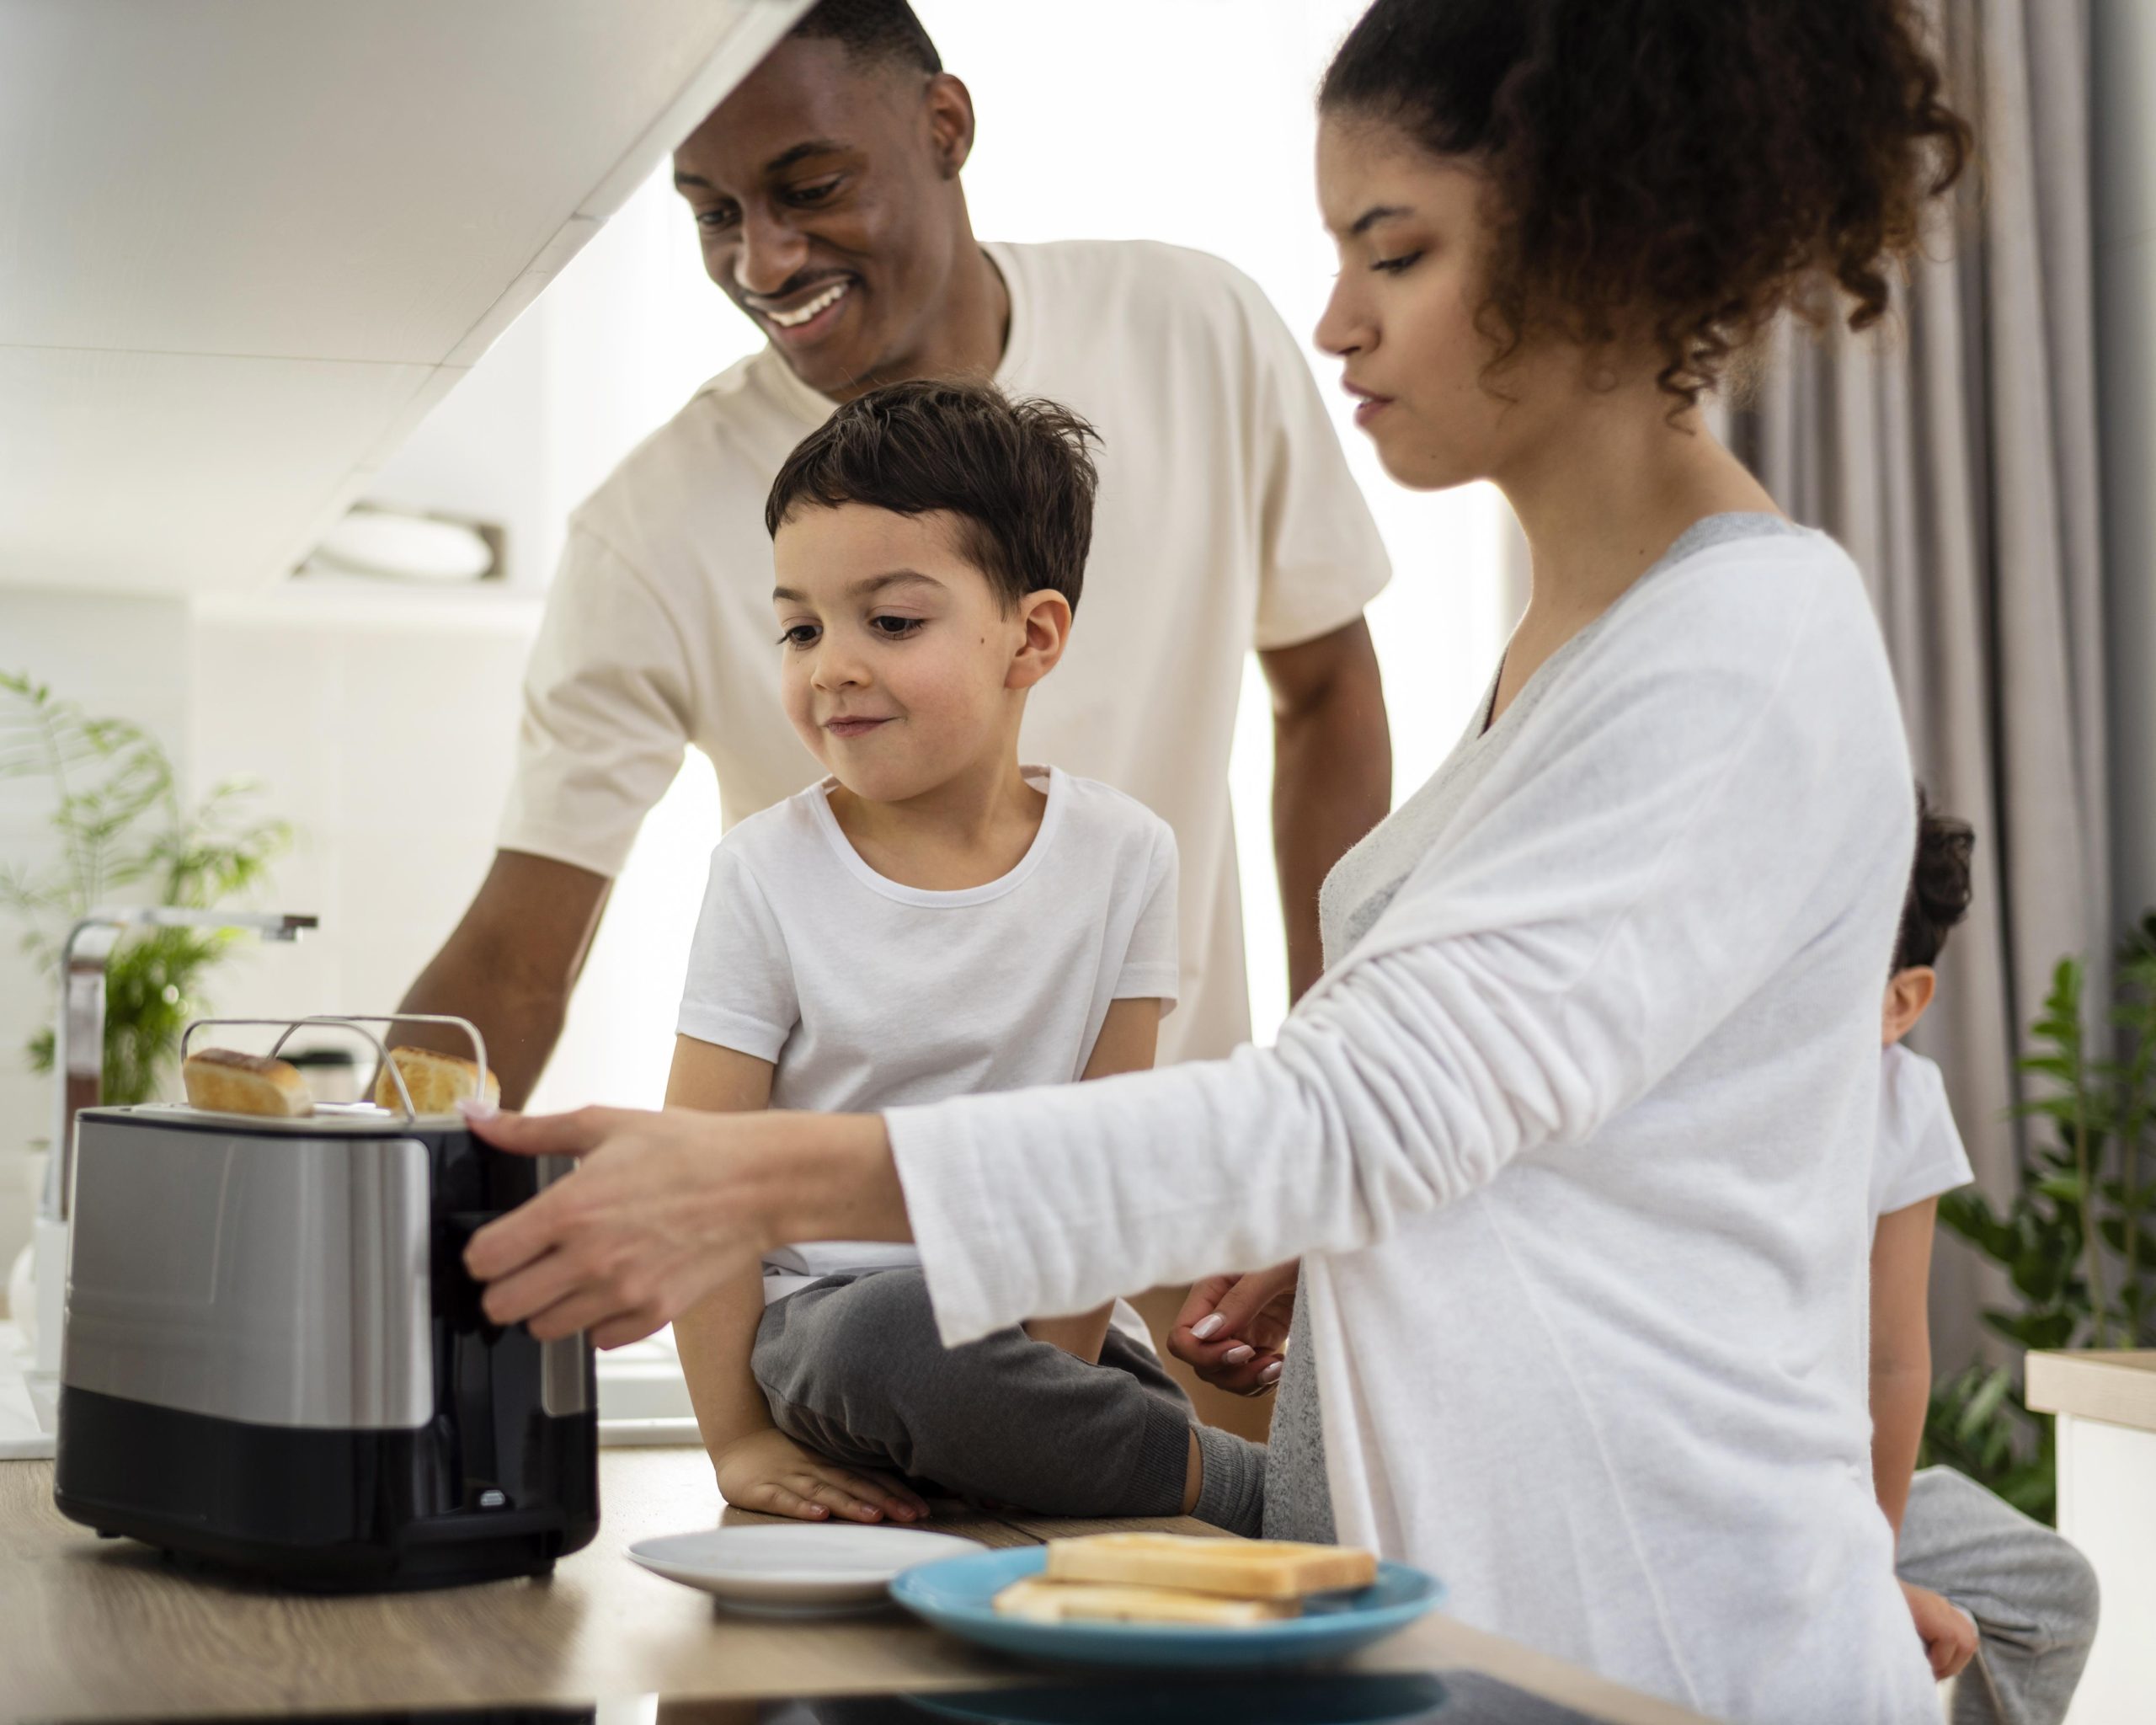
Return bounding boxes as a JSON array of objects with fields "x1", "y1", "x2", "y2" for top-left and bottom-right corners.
[
  {"x1": 677, "y1": 765, "x2": 1177, "y2": 1340},
  {"x1": 500, "y1": 239, "x2": 1391, "y2": 1065},
  {"x1": 1870, "y1": 1042, "x2": 1975, "y2": 1227}
]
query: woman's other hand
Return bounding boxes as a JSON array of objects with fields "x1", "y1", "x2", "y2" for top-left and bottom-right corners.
[
  {"x1": 1901, "y1": 1580, "x2": 1978, "y2": 1681},
  {"x1": 715, "y1": 1428, "x2": 931, "y2": 1525},
  {"x1": 460, "y1": 1104, "x2": 902, "y2": 1349},
  {"x1": 1170, "y1": 1262, "x2": 1299, "y2": 1395}
]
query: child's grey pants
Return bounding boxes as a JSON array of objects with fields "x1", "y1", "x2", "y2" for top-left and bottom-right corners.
[
  {"x1": 1897, "y1": 1466, "x2": 2100, "y2": 1725},
  {"x1": 752, "y1": 1268, "x2": 1201, "y2": 1517}
]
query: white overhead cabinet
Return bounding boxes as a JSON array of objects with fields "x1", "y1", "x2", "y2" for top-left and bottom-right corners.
[{"x1": 0, "y1": 0, "x2": 809, "y2": 596}]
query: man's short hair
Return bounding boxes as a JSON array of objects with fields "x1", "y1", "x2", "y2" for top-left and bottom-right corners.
[
  {"x1": 788, "y1": 0, "x2": 941, "y2": 77},
  {"x1": 765, "y1": 378, "x2": 1100, "y2": 616},
  {"x1": 1892, "y1": 788, "x2": 1975, "y2": 972}
]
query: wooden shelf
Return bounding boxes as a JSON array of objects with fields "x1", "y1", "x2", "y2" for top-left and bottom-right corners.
[{"x1": 2026, "y1": 1348, "x2": 2156, "y2": 1433}]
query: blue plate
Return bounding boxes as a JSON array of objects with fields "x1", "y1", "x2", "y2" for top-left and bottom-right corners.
[{"x1": 889, "y1": 1546, "x2": 1444, "y2": 1671}]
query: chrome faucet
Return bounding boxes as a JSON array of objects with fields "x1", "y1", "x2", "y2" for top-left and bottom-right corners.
[
  {"x1": 28, "y1": 906, "x2": 315, "y2": 1381},
  {"x1": 40, "y1": 906, "x2": 318, "y2": 1226}
]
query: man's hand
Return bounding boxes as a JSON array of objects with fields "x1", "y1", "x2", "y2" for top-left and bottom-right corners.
[
  {"x1": 715, "y1": 1428, "x2": 931, "y2": 1525},
  {"x1": 461, "y1": 1103, "x2": 903, "y2": 1348},
  {"x1": 1902, "y1": 1581, "x2": 1978, "y2": 1681},
  {"x1": 1169, "y1": 1262, "x2": 1299, "y2": 1395}
]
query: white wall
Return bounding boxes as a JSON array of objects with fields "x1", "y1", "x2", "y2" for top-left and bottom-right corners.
[
  {"x1": 2095, "y1": 0, "x2": 2156, "y2": 927},
  {"x1": 182, "y1": 585, "x2": 542, "y2": 1044}
]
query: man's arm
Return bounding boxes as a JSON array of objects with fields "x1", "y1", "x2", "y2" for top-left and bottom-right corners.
[
  {"x1": 1260, "y1": 617, "x2": 1390, "y2": 1002},
  {"x1": 392, "y1": 850, "x2": 611, "y2": 1110},
  {"x1": 1022, "y1": 996, "x2": 1161, "y2": 1364},
  {"x1": 1869, "y1": 1199, "x2": 1938, "y2": 1538}
]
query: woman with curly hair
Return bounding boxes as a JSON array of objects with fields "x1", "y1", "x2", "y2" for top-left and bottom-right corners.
[{"x1": 463, "y1": 3, "x2": 1972, "y2": 1717}]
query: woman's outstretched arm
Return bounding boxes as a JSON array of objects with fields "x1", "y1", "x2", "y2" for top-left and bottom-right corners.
[
  {"x1": 463, "y1": 1105, "x2": 904, "y2": 1346},
  {"x1": 467, "y1": 552, "x2": 1901, "y2": 1352}
]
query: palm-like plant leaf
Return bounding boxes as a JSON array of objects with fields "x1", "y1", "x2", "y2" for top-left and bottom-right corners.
[
  {"x1": 1929, "y1": 934, "x2": 2156, "y2": 1523},
  {"x1": 4, "y1": 669, "x2": 293, "y2": 1103}
]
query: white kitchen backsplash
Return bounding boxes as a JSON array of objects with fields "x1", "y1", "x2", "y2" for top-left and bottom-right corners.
[
  {"x1": 0, "y1": 579, "x2": 543, "y2": 1285},
  {"x1": 0, "y1": 590, "x2": 197, "y2": 1280},
  {"x1": 184, "y1": 585, "x2": 541, "y2": 1055}
]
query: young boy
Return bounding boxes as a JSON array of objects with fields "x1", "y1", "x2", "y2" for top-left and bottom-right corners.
[
  {"x1": 664, "y1": 378, "x2": 1264, "y2": 1533},
  {"x1": 1871, "y1": 797, "x2": 2100, "y2": 1725}
]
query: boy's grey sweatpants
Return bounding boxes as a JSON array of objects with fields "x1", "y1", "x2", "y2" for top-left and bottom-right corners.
[
  {"x1": 753, "y1": 1268, "x2": 1264, "y2": 1528},
  {"x1": 1897, "y1": 1466, "x2": 2100, "y2": 1725}
]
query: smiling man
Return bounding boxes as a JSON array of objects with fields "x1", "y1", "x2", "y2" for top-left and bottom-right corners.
[{"x1": 399, "y1": 0, "x2": 1390, "y2": 1118}]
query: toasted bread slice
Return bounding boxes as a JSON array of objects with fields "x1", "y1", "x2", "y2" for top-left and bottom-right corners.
[
  {"x1": 183, "y1": 1049, "x2": 312, "y2": 1118},
  {"x1": 992, "y1": 1576, "x2": 1298, "y2": 1626},
  {"x1": 373, "y1": 1044, "x2": 500, "y2": 1114},
  {"x1": 1043, "y1": 1533, "x2": 1376, "y2": 1601}
]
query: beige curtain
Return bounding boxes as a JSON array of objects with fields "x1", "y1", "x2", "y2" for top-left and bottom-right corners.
[{"x1": 1726, "y1": 0, "x2": 2109, "y2": 1368}]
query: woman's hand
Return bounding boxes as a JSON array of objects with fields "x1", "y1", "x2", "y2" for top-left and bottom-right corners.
[
  {"x1": 1901, "y1": 1581, "x2": 1978, "y2": 1681},
  {"x1": 714, "y1": 1428, "x2": 931, "y2": 1525},
  {"x1": 460, "y1": 1103, "x2": 904, "y2": 1348},
  {"x1": 1169, "y1": 1261, "x2": 1299, "y2": 1395}
]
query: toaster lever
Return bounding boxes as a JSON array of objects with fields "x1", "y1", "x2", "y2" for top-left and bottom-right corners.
[{"x1": 441, "y1": 1212, "x2": 504, "y2": 1342}]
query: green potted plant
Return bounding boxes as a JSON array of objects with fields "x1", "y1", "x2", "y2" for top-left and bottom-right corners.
[
  {"x1": 1922, "y1": 921, "x2": 2156, "y2": 1521},
  {"x1": 1, "y1": 671, "x2": 292, "y2": 1109}
]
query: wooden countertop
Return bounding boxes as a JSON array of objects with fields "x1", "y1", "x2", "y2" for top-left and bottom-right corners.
[
  {"x1": 0, "y1": 1449, "x2": 1711, "y2": 1725},
  {"x1": 2026, "y1": 1348, "x2": 2156, "y2": 1433}
]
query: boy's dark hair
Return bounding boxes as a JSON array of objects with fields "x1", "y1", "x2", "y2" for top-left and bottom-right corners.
[
  {"x1": 788, "y1": 0, "x2": 941, "y2": 76},
  {"x1": 765, "y1": 379, "x2": 1101, "y2": 615},
  {"x1": 1319, "y1": 0, "x2": 1972, "y2": 409},
  {"x1": 1893, "y1": 788, "x2": 1975, "y2": 972}
]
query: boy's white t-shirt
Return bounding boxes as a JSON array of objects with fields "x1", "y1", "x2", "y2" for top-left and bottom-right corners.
[
  {"x1": 678, "y1": 765, "x2": 1177, "y2": 1338},
  {"x1": 1869, "y1": 1042, "x2": 1975, "y2": 1227},
  {"x1": 501, "y1": 238, "x2": 1391, "y2": 1068}
]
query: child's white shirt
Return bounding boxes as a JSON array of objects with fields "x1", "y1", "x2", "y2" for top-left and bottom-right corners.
[
  {"x1": 1870, "y1": 1042, "x2": 1975, "y2": 1230},
  {"x1": 678, "y1": 764, "x2": 1178, "y2": 1337}
]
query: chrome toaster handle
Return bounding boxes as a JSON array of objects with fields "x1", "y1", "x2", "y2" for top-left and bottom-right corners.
[
  {"x1": 179, "y1": 1013, "x2": 492, "y2": 1125},
  {"x1": 275, "y1": 1015, "x2": 492, "y2": 1123}
]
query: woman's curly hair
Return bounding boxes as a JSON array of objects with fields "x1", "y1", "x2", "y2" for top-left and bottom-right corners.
[{"x1": 1321, "y1": 0, "x2": 1974, "y2": 407}]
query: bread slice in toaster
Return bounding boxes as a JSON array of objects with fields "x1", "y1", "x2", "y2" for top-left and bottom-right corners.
[
  {"x1": 182, "y1": 1049, "x2": 313, "y2": 1118},
  {"x1": 373, "y1": 1044, "x2": 501, "y2": 1114},
  {"x1": 1043, "y1": 1532, "x2": 1377, "y2": 1600},
  {"x1": 991, "y1": 1575, "x2": 1299, "y2": 1625}
]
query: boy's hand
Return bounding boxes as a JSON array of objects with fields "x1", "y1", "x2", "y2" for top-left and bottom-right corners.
[
  {"x1": 714, "y1": 1428, "x2": 931, "y2": 1525},
  {"x1": 1901, "y1": 1580, "x2": 1978, "y2": 1680},
  {"x1": 1170, "y1": 1263, "x2": 1299, "y2": 1395}
]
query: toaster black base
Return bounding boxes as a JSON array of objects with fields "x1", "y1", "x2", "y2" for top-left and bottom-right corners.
[{"x1": 54, "y1": 1385, "x2": 600, "y2": 1593}]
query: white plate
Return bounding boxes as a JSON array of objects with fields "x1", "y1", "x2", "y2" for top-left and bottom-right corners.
[{"x1": 627, "y1": 1525, "x2": 988, "y2": 1616}]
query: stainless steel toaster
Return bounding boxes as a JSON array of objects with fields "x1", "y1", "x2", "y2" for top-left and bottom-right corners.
[{"x1": 52, "y1": 1015, "x2": 599, "y2": 1590}]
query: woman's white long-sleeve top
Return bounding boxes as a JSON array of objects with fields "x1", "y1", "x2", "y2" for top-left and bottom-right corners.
[{"x1": 887, "y1": 529, "x2": 1935, "y2": 1724}]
